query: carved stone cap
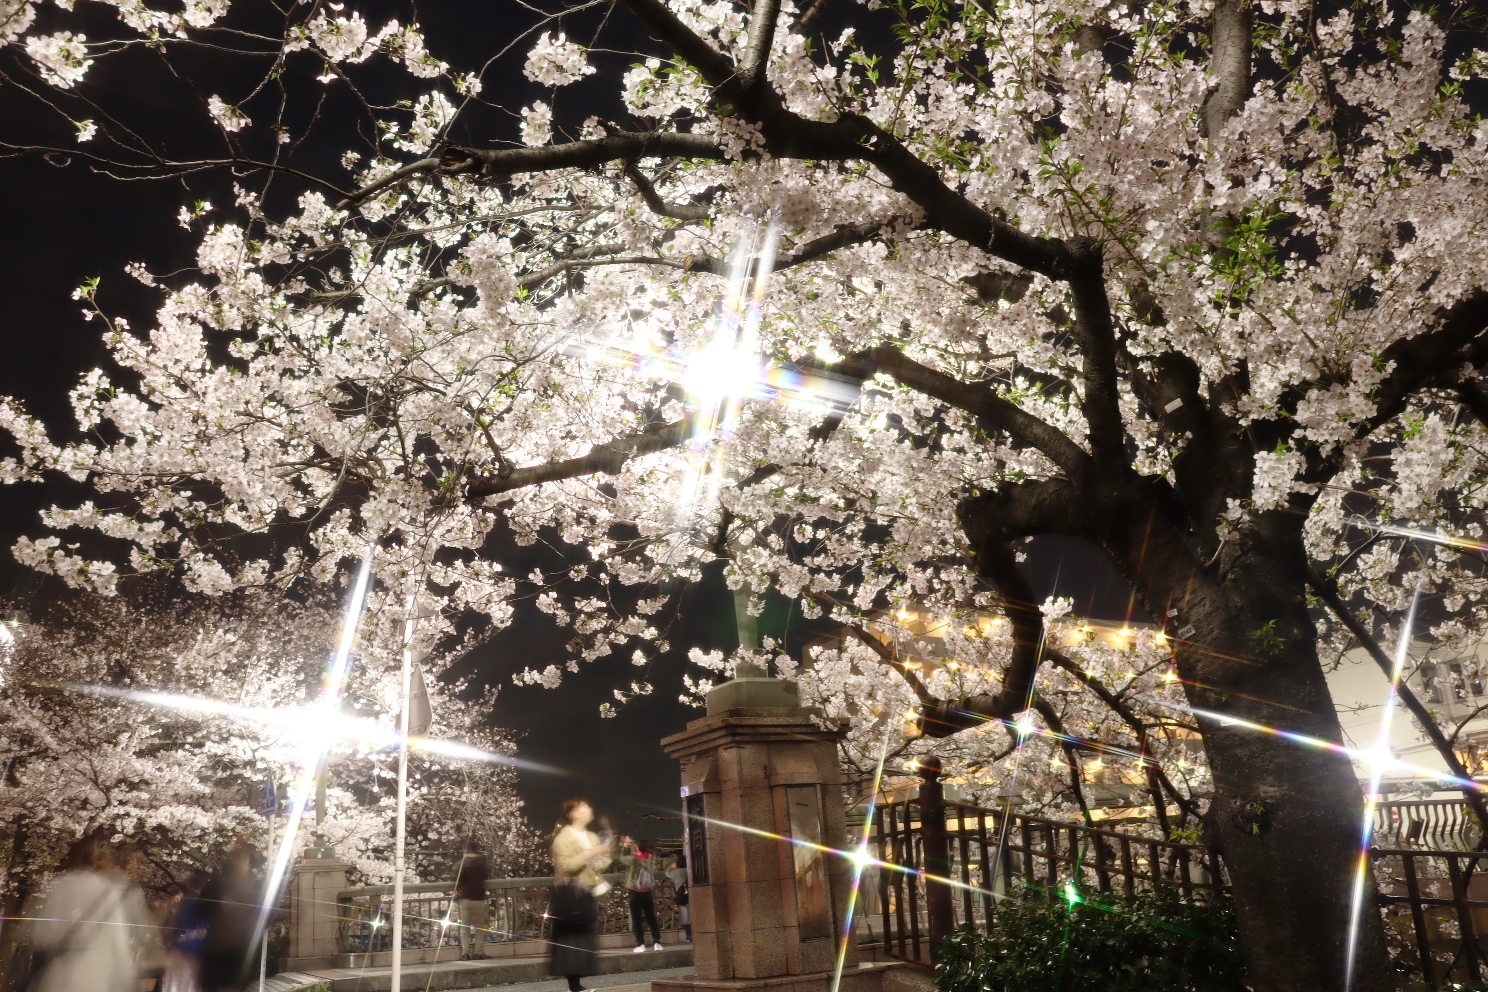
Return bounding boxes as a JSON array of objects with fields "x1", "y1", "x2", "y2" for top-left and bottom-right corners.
[
  {"x1": 661, "y1": 708, "x2": 848, "y2": 760},
  {"x1": 705, "y1": 662, "x2": 801, "y2": 715}
]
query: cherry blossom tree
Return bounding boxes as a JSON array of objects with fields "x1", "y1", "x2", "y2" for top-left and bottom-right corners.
[
  {"x1": 2, "y1": 0, "x2": 1488, "y2": 986},
  {"x1": 0, "y1": 585, "x2": 536, "y2": 926}
]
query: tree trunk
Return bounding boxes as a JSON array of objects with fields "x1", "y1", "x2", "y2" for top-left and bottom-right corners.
[
  {"x1": 1108, "y1": 503, "x2": 1394, "y2": 991},
  {"x1": 1188, "y1": 616, "x2": 1392, "y2": 992}
]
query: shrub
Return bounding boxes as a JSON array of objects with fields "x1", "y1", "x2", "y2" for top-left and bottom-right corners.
[{"x1": 935, "y1": 888, "x2": 1243, "y2": 992}]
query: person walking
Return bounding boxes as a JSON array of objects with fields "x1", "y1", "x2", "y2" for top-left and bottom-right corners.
[
  {"x1": 663, "y1": 855, "x2": 690, "y2": 942},
  {"x1": 196, "y1": 844, "x2": 259, "y2": 992},
  {"x1": 24, "y1": 832, "x2": 140, "y2": 992},
  {"x1": 454, "y1": 838, "x2": 490, "y2": 960},
  {"x1": 161, "y1": 871, "x2": 209, "y2": 992},
  {"x1": 548, "y1": 799, "x2": 611, "y2": 992},
  {"x1": 617, "y1": 838, "x2": 662, "y2": 953}
]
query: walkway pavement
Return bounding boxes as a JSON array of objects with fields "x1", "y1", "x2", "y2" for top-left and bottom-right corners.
[
  {"x1": 266, "y1": 946, "x2": 693, "y2": 992},
  {"x1": 467, "y1": 964, "x2": 693, "y2": 992}
]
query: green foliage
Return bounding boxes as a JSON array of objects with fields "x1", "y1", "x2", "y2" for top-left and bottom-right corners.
[
  {"x1": 1251, "y1": 619, "x2": 1286, "y2": 657},
  {"x1": 935, "y1": 889, "x2": 1242, "y2": 992}
]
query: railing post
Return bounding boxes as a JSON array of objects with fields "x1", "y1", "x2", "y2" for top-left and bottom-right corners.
[
  {"x1": 919, "y1": 756, "x2": 956, "y2": 957},
  {"x1": 284, "y1": 851, "x2": 351, "y2": 971}
]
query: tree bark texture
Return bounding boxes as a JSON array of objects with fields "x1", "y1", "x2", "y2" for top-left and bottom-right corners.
[{"x1": 956, "y1": 477, "x2": 1394, "y2": 990}]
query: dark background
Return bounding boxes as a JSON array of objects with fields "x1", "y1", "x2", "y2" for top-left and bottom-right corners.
[{"x1": 0, "y1": 0, "x2": 1139, "y2": 842}]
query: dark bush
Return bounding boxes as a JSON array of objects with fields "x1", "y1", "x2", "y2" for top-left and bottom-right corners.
[{"x1": 934, "y1": 888, "x2": 1243, "y2": 992}]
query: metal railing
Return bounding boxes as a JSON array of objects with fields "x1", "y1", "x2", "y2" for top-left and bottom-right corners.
[
  {"x1": 337, "y1": 873, "x2": 684, "y2": 957},
  {"x1": 871, "y1": 760, "x2": 1224, "y2": 965},
  {"x1": 1375, "y1": 849, "x2": 1488, "y2": 987},
  {"x1": 1374, "y1": 799, "x2": 1480, "y2": 849},
  {"x1": 870, "y1": 761, "x2": 1488, "y2": 988}
]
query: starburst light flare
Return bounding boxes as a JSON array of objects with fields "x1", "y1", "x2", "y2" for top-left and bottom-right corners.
[
  {"x1": 256, "y1": 542, "x2": 376, "y2": 950},
  {"x1": 831, "y1": 732, "x2": 892, "y2": 992},
  {"x1": 562, "y1": 217, "x2": 869, "y2": 540},
  {"x1": 1144, "y1": 696, "x2": 1482, "y2": 792},
  {"x1": 1346, "y1": 516, "x2": 1488, "y2": 553},
  {"x1": 1346, "y1": 585, "x2": 1421, "y2": 992},
  {"x1": 67, "y1": 683, "x2": 563, "y2": 774}
]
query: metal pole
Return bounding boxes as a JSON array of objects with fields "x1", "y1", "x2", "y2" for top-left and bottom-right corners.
[
  {"x1": 918, "y1": 756, "x2": 955, "y2": 958},
  {"x1": 260, "y1": 810, "x2": 274, "y2": 992},
  {"x1": 390, "y1": 592, "x2": 418, "y2": 992}
]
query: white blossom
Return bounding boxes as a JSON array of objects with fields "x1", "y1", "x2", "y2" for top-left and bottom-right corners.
[
  {"x1": 25, "y1": 31, "x2": 91, "y2": 88},
  {"x1": 522, "y1": 31, "x2": 594, "y2": 87},
  {"x1": 207, "y1": 95, "x2": 248, "y2": 132}
]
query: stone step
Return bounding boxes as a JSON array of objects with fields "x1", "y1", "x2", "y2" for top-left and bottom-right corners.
[{"x1": 279, "y1": 944, "x2": 694, "y2": 992}]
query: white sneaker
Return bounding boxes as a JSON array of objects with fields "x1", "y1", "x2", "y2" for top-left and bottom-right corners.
[
  {"x1": 633, "y1": 946, "x2": 646, "y2": 953},
  {"x1": 653, "y1": 942, "x2": 664, "y2": 951}
]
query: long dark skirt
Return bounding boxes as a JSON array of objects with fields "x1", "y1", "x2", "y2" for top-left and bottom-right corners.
[{"x1": 548, "y1": 885, "x2": 599, "y2": 977}]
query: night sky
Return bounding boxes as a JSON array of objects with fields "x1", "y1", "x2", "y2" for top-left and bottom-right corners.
[{"x1": 0, "y1": 1, "x2": 1140, "y2": 842}]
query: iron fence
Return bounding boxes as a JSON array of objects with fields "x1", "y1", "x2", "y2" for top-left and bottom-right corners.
[
  {"x1": 337, "y1": 873, "x2": 684, "y2": 956},
  {"x1": 870, "y1": 761, "x2": 1488, "y2": 989},
  {"x1": 1375, "y1": 848, "x2": 1488, "y2": 988},
  {"x1": 871, "y1": 781, "x2": 1223, "y2": 964}
]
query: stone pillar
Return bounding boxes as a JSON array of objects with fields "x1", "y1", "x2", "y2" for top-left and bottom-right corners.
[
  {"x1": 283, "y1": 853, "x2": 351, "y2": 971},
  {"x1": 657, "y1": 663, "x2": 890, "y2": 992}
]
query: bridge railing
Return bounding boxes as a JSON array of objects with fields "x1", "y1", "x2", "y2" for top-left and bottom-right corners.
[{"x1": 337, "y1": 873, "x2": 684, "y2": 960}]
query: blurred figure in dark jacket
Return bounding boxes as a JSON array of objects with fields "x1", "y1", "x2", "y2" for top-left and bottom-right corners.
[
  {"x1": 197, "y1": 844, "x2": 260, "y2": 992},
  {"x1": 161, "y1": 869, "x2": 210, "y2": 992},
  {"x1": 454, "y1": 838, "x2": 491, "y2": 960}
]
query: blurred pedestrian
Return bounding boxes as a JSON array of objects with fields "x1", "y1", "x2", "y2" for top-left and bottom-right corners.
[
  {"x1": 111, "y1": 847, "x2": 163, "y2": 988},
  {"x1": 161, "y1": 870, "x2": 209, "y2": 992},
  {"x1": 664, "y1": 855, "x2": 690, "y2": 942},
  {"x1": 548, "y1": 799, "x2": 611, "y2": 992},
  {"x1": 454, "y1": 838, "x2": 490, "y2": 961},
  {"x1": 196, "y1": 844, "x2": 260, "y2": 992},
  {"x1": 617, "y1": 838, "x2": 661, "y2": 953},
  {"x1": 24, "y1": 831, "x2": 140, "y2": 992}
]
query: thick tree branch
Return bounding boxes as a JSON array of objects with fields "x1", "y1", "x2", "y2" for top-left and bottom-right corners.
[
  {"x1": 336, "y1": 156, "x2": 443, "y2": 209},
  {"x1": 1067, "y1": 242, "x2": 1126, "y2": 467},
  {"x1": 792, "y1": 0, "x2": 831, "y2": 33},
  {"x1": 1200, "y1": 0, "x2": 1253, "y2": 140},
  {"x1": 919, "y1": 541, "x2": 1042, "y2": 737},
  {"x1": 738, "y1": 0, "x2": 783, "y2": 94},
  {"x1": 958, "y1": 478, "x2": 1084, "y2": 548},
  {"x1": 622, "y1": 160, "x2": 712, "y2": 221},
  {"x1": 839, "y1": 345, "x2": 1090, "y2": 475},
  {"x1": 1459, "y1": 378, "x2": 1488, "y2": 428},
  {"x1": 619, "y1": 0, "x2": 1076, "y2": 280},
  {"x1": 1304, "y1": 564, "x2": 1488, "y2": 840},
  {"x1": 1363, "y1": 290, "x2": 1488, "y2": 435},
  {"x1": 466, "y1": 417, "x2": 693, "y2": 499}
]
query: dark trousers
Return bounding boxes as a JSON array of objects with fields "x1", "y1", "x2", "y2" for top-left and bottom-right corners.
[{"x1": 629, "y1": 889, "x2": 660, "y2": 946}]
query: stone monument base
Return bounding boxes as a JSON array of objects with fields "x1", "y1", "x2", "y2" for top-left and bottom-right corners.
[{"x1": 654, "y1": 960, "x2": 913, "y2": 992}]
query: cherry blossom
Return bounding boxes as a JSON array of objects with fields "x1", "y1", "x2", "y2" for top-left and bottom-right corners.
[{"x1": 1, "y1": 0, "x2": 1486, "y2": 985}]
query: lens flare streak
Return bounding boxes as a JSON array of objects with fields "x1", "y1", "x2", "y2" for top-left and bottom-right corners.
[
  {"x1": 831, "y1": 734, "x2": 891, "y2": 992},
  {"x1": 1346, "y1": 585, "x2": 1421, "y2": 992},
  {"x1": 256, "y1": 542, "x2": 376, "y2": 956}
]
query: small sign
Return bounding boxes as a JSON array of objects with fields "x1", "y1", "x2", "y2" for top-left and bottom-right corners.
[
  {"x1": 258, "y1": 779, "x2": 278, "y2": 816},
  {"x1": 1178, "y1": 625, "x2": 1196, "y2": 640}
]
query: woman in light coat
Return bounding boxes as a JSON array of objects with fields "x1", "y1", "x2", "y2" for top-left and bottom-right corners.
[
  {"x1": 549, "y1": 799, "x2": 612, "y2": 992},
  {"x1": 26, "y1": 835, "x2": 141, "y2": 992}
]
